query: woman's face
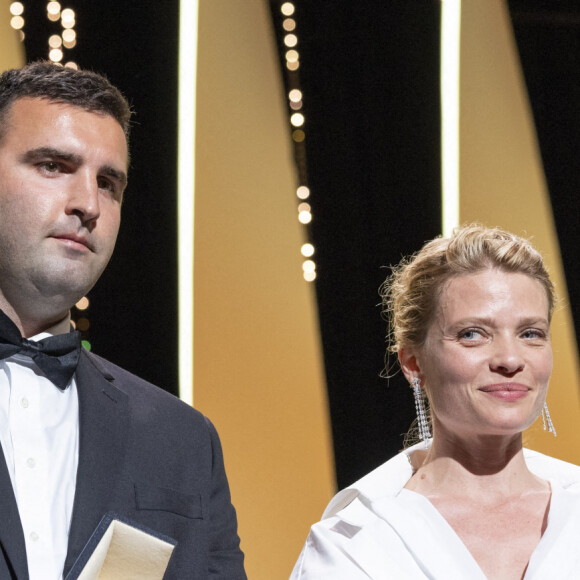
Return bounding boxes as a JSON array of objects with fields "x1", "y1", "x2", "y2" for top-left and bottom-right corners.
[{"x1": 407, "y1": 268, "x2": 553, "y2": 438}]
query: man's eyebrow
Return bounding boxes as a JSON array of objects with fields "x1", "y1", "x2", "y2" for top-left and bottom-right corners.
[
  {"x1": 101, "y1": 165, "x2": 128, "y2": 189},
  {"x1": 20, "y1": 147, "x2": 82, "y2": 165},
  {"x1": 20, "y1": 147, "x2": 128, "y2": 189}
]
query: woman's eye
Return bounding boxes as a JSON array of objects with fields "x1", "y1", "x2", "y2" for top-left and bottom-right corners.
[
  {"x1": 522, "y1": 329, "x2": 545, "y2": 340},
  {"x1": 459, "y1": 329, "x2": 483, "y2": 341}
]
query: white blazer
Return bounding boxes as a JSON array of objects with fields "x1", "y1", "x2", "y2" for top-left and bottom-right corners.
[{"x1": 290, "y1": 443, "x2": 580, "y2": 579}]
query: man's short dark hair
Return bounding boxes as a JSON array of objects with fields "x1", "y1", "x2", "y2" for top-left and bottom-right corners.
[{"x1": 0, "y1": 61, "x2": 132, "y2": 143}]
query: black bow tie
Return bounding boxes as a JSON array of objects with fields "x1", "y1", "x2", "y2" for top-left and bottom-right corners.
[{"x1": 0, "y1": 309, "x2": 81, "y2": 390}]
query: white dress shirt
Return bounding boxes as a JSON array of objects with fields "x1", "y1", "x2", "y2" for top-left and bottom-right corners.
[{"x1": 0, "y1": 317, "x2": 79, "y2": 580}]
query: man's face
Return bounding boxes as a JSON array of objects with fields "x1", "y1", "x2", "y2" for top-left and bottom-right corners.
[{"x1": 0, "y1": 97, "x2": 128, "y2": 319}]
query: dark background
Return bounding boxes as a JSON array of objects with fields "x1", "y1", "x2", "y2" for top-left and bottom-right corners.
[
  {"x1": 22, "y1": 0, "x2": 580, "y2": 489},
  {"x1": 270, "y1": 0, "x2": 442, "y2": 489},
  {"x1": 271, "y1": 0, "x2": 580, "y2": 488},
  {"x1": 24, "y1": 1, "x2": 180, "y2": 396}
]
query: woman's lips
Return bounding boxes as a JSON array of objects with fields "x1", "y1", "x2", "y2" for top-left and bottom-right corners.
[{"x1": 479, "y1": 383, "x2": 530, "y2": 401}]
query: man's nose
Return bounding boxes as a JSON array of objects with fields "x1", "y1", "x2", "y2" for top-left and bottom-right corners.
[{"x1": 65, "y1": 170, "x2": 100, "y2": 224}]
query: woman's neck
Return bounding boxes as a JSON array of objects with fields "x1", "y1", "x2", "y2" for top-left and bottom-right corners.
[{"x1": 406, "y1": 426, "x2": 547, "y2": 500}]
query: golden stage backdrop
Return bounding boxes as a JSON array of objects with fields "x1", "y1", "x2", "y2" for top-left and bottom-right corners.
[
  {"x1": 458, "y1": 0, "x2": 580, "y2": 460},
  {"x1": 0, "y1": 0, "x2": 24, "y2": 72},
  {"x1": 193, "y1": 1, "x2": 335, "y2": 579}
]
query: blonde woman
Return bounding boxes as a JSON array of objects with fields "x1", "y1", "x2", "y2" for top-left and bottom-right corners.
[{"x1": 291, "y1": 226, "x2": 580, "y2": 580}]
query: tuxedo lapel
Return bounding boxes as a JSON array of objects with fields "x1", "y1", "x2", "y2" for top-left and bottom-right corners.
[
  {"x1": 0, "y1": 444, "x2": 28, "y2": 579},
  {"x1": 62, "y1": 351, "x2": 129, "y2": 576}
]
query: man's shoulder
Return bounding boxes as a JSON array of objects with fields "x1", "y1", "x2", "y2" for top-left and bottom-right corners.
[{"x1": 79, "y1": 349, "x2": 207, "y2": 425}]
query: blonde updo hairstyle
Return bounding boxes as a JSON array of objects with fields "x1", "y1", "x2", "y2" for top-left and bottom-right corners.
[{"x1": 380, "y1": 225, "x2": 555, "y2": 361}]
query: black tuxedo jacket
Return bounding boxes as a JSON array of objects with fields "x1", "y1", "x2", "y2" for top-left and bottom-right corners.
[{"x1": 0, "y1": 350, "x2": 246, "y2": 579}]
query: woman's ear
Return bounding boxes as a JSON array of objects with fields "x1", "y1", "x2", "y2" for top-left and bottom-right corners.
[{"x1": 399, "y1": 347, "x2": 422, "y2": 383}]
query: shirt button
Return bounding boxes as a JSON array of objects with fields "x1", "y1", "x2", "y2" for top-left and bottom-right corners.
[
  {"x1": 29, "y1": 531, "x2": 39, "y2": 542},
  {"x1": 20, "y1": 397, "x2": 29, "y2": 409},
  {"x1": 26, "y1": 458, "x2": 36, "y2": 468}
]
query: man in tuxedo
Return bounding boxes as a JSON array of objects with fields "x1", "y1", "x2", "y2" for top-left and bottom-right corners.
[{"x1": 0, "y1": 62, "x2": 245, "y2": 579}]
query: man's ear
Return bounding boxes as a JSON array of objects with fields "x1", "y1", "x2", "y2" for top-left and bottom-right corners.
[{"x1": 398, "y1": 347, "x2": 422, "y2": 384}]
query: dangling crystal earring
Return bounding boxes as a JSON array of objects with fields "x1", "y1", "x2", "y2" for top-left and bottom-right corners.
[
  {"x1": 541, "y1": 402, "x2": 557, "y2": 437},
  {"x1": 411, "y1": 377, "x2": 431, "y2": 445}
]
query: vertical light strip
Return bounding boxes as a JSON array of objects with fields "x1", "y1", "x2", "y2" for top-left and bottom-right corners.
[
  {"x1": 440, "y1": 0, "x2": 461, "y2": 236},
  {"x1": 178, "y1": 0, "x2": 199, "y2": 406}
]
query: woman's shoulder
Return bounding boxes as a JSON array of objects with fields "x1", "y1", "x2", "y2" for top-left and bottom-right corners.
[
  {"x1": 524, "y1": 448, "x2": 580, "y2": 489},
  {"x1": 323, "y1": 445, "x2": 580, "y2": 521},
  {"x1": 321, "y1": 443, "x2": 421, "y2": 520}
]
